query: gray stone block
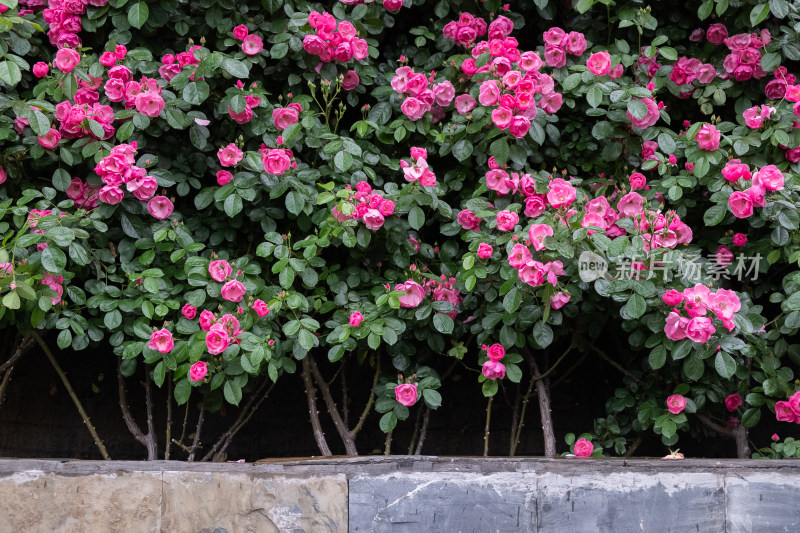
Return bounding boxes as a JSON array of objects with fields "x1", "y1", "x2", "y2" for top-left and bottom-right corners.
[
  {"x1": 537, "y1": 471, "x2": 725, "y2": 533},
  {"x1": 349, "y1": 472, "x2": 536, "y2": 532},
  {"x1": 725, "y1": 472, "x2": 800, "y2": 533}
]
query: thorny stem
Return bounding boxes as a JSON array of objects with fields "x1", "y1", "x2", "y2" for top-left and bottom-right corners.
[
  {"x1": 413, "y1": 406, "x2": 430, "y2": 455},
  {"x1": 350, "y1": 354, "x2": 381, "y2": 439},
  {"x1": 302, "y1": 357, "x2": 332, "y2": 456},
  {"x1": 624, "y1": 437, "x2": 643, "y2": 458},
  {"x1": 165, "y1": 375, "x2": 173, "y2": 460},
  {"x1": 188, "y1": 408, "x2": 204, "y2": 462},
  {"x1": 116, "y1": 358, "x2": 156, "y2": 460},
  {"x1": 0, "y1": 364, "x2": 14, "y2": 408},
  {"x1": 308, "y1": 353, "x2": 358, "y2": 455},
  {"x1": 510, "y1": 367, "x2": 537, "y2": 457},
  {"x1": 144, "y1": 370, "x2": 157, "y2": 460},
  {"x1": 384, "y1": 429, "x2": 393, "y2": 455},
  {"x1": 0, "y1": 334, "x2": 33, "y2": 374},
  {"x1": 32, "y1": 330, "x2": 110, "y2": 460},
  {"x1": 509, "y1": 384, "x2": 521, "y2": 456},
  {"x1": 483, "y1": 395, "x2": 493, "y2": 457},
  {"x1": 527, "y1": 348, "x2": 556, "y2": 457}
]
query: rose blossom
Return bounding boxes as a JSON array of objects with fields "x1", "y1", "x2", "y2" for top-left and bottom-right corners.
[
  {"x1": 199, "y1": 310, "x2": 215, "y2": 331},
  {"x1": 667, "y1": 394, "x2": 687, "y2": 414},
  {"x1": 242, "y1": 34, "x2": 264, "y2": 55},
  {"x1": 221, "y1": 279, "x2": 246, "y2": 302},
  {"x1": 725, "y1": 393, "x2": 743, "y2": 412},
  {"x1": 182, "y1": 303, "x2": 197, "y2": 320},
  {"x1": 218, "y1": 144, "x2": 243, "y2": 167},
  {"x1": 574, "y1": 438, "x2": 593, "y2": 457},
  {"x1": 662, "y1": 289, "x2": 684, "y2": 306},
  {"x1": 732, "y1": 233, "x2": 747, "y2": 246},
  {"x1": 33, "y1": 62, "x2": 49, "y2": 78},
  {"x1": 728, "y1": 191, "x2": 753, "y2": 218},
  {"x1": 363, "y1": 209, "x2": 385, "y2": 230},
  {"x1": 487, "y1": 343, "x2": 505, "y2": 362},
  {"x1": 233, "y1": 25, "x2": 248, "y2": 40},
  {"x1": 775, "y1": 400, "x2": 798, "y2": 423},
  {"x1": 272, "y1": 107, "x2": 299, "y2": 130},
  {"x1": 148, "y1": 329, "x2": 174, "y2": 354},
  {"x1": 262, "y1": 149, "x2": 291, "y2": 175},
  {"x1": 395, "y1": 383, "x2": 418, "y2": 406},
  {"x1": 216, "y1": 170, "x2": 233, "y2": 186},
  {"x1": 54, "y1": 48, "x2": 81, "y2": 72},
  {"x1": 38, "y1": 129, "x2": 61, "y2": 149},
  {"x1": 477, "y1": 243, "x2": 493, "y2": 259},
  {"x1": 455, "y1": 94, "x2": 476, "y2": 114},
  {"x1": 550, "y1": 292, "x2": 571, "y2": 309},
  {"x1": 482, "y1": 360, "x2": 506, "y2": 380},
  {"x1": 496, "y1": 210, "x2": 519, "y2": 231},
  {"x1": 629, "y1": 172, "x2": 646, "y2": 190},
  {"x1": 695, "y1": 124, "x2": 720, "y2": 151},
  {"x1": 147, "y1": 196, "x2": 174, "y2": 219},
  {"x1": 529, "y1": 224, "x2": 554, "y2": 251},
  {"x1": 189, "y1": 361, "x2": 208, "y2": 381},
  {"x1": 395, "y1": 280, "x2": 425, "y2": 308},
  {"x1": 686, "y1": 316, "x2": 715, "y2": 343},
  {"x1": 135, "y1": 91, "x2": 165, "y2": 117},
  {"x1": 586, "y1": 51, "x2": 611, "y2": 76},
  {"x1": 208, "y1": 259, "x2": 232, "y2": 282},
  {"x1": 546, "y1": 178, "x2": 576, "y2": 208},
  {"x1": 349, "y1": 312, "x2": 364, "y2": 327},
  {"x1": 342, "y1": 70, "x2": 360, "y2": 91},
  {"x1": 253, "y1": 299, "x2": 269, "y2": 317},
  {"x1": 205, "y1": 324, "x2": 230, "y2": 355}
]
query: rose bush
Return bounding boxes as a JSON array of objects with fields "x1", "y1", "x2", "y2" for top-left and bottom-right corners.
[{"x1": 0, "y1": 0, "x2": 799, "y2": 459}]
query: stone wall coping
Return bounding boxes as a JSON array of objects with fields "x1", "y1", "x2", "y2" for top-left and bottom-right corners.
[{"x1": 2, "y1": 455, "x2": 799, "y2": 477}]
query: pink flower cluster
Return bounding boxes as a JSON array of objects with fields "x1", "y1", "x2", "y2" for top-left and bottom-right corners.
[
  {"x1": 232, "y1": 25, "x2": 264, "y2": 56},
  {"x1": 339, "y1": 0, "x2": 404, "y2": 11},
  {"x1": 203, "y1": 312, "x2": 243, "y2": 355},
  {"x1": 442, "y1": 12, "x2": 488, "y2": 47},
  {"x1": 157, "y1": 46, "x2": 203, "y2": 82},
  {"x1": 726, "y1": 163, "x2": 784, "y2": 218},
  {"x1": 742, "y1": 105, "x2": 776, "y2": 129},
  {"x1": 148, "y1": 328, "x2": 174, "y2": 354},
  {"x1": 53, "y1": 98, "x2": 115, "y2": 141},
  {"x1": 662, "y1": 284, "x2": 741, "y2": 342},
  {"x1": 637, "y1": 47, "x2": 661, "y2": 80},
  {"x1": 208, "y1": 259, "x2": 247, "y2": 302},
  {"x1": 43, "y1": 0, "x2": 109, "y2": 49},
  {"x1": 400, "y1": 147, "x2": 436, "y2": 186},
  {"x1": 542, "y1": 27, "x2": 588, "y2": 69},
  {"x1": 775, "y1": 391, "x2": 800, "y2": 424},
  {"x1": 394, "y1": 279, "x2": 425, "y2": 308},
  {"x1": 105, "y1": 73, "x2": 165, "y2": 118},
  {"x1": 423, "y1": 274, "x2": 461, "y2": 319},
  {"x1": 457, "y1": 209, "x2": 482, "y2": 231},
  {"x1": 669, "y1": 57, "x2": 716, "y2": 86},
  {"x1": 303, "y1": 11, "x2": 368, "y2": 64},
  {"x1": 95, "y1": 142, "x2": 158, "y2": 204},
  {"x1": 392, "y1": 66, "x2": 455, "y2": 121},
  {"x1": 41, "y1": 273, "x2": 63, "y2": 305},
  {"x1": 332, "y1": 180, "x2": 395, "y2": 230},
  {"x1": 66, "y1": 177, "x2": 100, "y2": 209},
  {"x1": 227, "y1": 84, "x2": 263, "y2": 124},
  {"x1": 481, "y1": 343, "x2": 506, "y2": 380},
  {"x1": 508, "y1": 243, "x2": 564, "y2": 289},
  {"x1": 720, "y1": 31, "x2": 769, "y2": 82},
  {"x1": 765, "y1": 66, "x2": 797, "y2": 100}
]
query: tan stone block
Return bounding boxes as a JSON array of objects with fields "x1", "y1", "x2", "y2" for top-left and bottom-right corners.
[
  {"x1": 0, "y1": 470, "x2": 162, "y2": 533},
  {"x1": 161, "y1": 472, "x2": 347, "y2": 533}
]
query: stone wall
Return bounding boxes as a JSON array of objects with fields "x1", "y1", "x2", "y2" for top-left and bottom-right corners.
[{"x1": 1, "y1": 457, "x2": 799, "y2": 532}]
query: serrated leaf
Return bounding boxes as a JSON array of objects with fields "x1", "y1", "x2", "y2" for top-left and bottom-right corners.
[{"x1": 127, "y1": 1, "x2": 149, "y2": 29}]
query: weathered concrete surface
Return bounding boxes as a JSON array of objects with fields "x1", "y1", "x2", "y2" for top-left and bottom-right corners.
[{"x1": 1, "y1": 457, "x2": 800, "y2": 532}]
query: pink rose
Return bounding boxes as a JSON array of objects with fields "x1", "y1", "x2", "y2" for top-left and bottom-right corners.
[
  {"x1": 528, "y1": 224, "x2": 554, "y2": 251},
  {"x1": 54, "y1": 48, "x2": 81, "y2": 73},
  {"x1": 395, "y1": 383, "x2": 418, "y2": 406},
  {"x1": 707, "y1": 23, "x2": 728, "y2": 44},
  {"x1": 686, "y1": 316, "x2": 715, "y2": 343},
  {"x1": 477, "y1": 243, "x2": 493, "y2": 259},
  {"x1": 242, "y1": 34, "x2": 264, "y2": 55},
  {"x1": 148, "y1": 328, "x2": 174, "y2": 354},
  {"x1": 218, "y1": 143, "x2": 243, "y2": 167},
  {"x1": 487, "y1": 343, "x2": 505, "y2": 362},
  {"x1": 457, "y1": 209, "x2": 481, "y2": 231},
  {"x1": 147, "y1": 196, "x2": 174, "y2": 219},
  {"x1": 664, "y1": 311, "x2": 689, "y2": 341},
  {"x1": 233, "y1": 25, "x2": 249, "y2": 40},
  {"x1": 262, "y1": 149, "x2": 291, "y2": 175},
  {"x1": 775, "y1": 401, "x2": 798, "y2": 423},
  {"x1": 491, "y1": 106, "x2": 513, "y2": 129},
  {"x1": 33, "y1": 62, "x2": 49, "y2": 78},
  {"x1": 395, "y1": 280, "x2": 425, "y2": 308},
  {"x1": 586, "y1": 51, "x2": 611, "y2": 76},
  {"x1": 550, "y1": 292, "x2": 571, "y2": 309},
  {"x1": 524, "y1": 196, "x2": 546, "y2": 217},
  {"x1": 574, "y1": 438, "x2": 593, "y2": 457},
  {"x1": 454, "y1": 94, "x2": 476, "y2": 114},
  {"x1": 182, "y1": 303, "x2": 197, "y2": 320},
  {"x1": 725, "y1": 393, "x2": 742, "y2": 412},
  {"x1": 626, "y1": 97, "x2": 659, "y2": 129},
  {"x1": 252, "y1": 299, "x2": 269, "y2": 317},
  {"x1": 189, "y1": 361, "x2": 208, "y2": 381},
  {"x1": 509, "y1": 115, "x2": 531, "y2": 138},
  {"x1": 708, "y1": 289, "x2": 741, "y2": 322},
  {"x1": 695, "y1": 123, "x2": 721, "y2": 151},
  {"x1": 216, "y1": 170, "x2": 233, "y2": 186},
  {"x1": 38, "y1": 129, "x2": 61, "y2": 149},
  {"x1": 496, "y1": 210, "x2": 519, "y2": 231},
  {"x1": 205, "y1": 324, "x2": 230, "y2": 355},
  {"x1": 732, "y1": 233, "x2": 747, "y2": 246},
  {"x1": 662, "y1": 289, "x2": 684, "y2": 306},
  {"x1": 228, "y1": 105, "x2": 253, "y2": 124},
  {"x1": 564, "y1": 31, "x2": 587, "y2": 55},
  {"x1": 721, "y1": 160, "x2": 751, "y2": 182},
  {"x1": 221, "y1": 280, "x2": 246, "y2": 302},
  {"x1": 272, "y1": 107, "x2": 299, "y2": 131},
  {"x1": 349, "y1": 312, "x2": 364, "y2": 327},
  {"x1": 199, "y1": 310, "x2": 215, "y2": 331},
  {"x1": 98, "y1": 185, "x2": 124, "y2": 205},
  {"x1": 482, "y1": 360, "x2": 506, "y2": 380},
  {"x1": 728, "y1": 191, "x2": 753, "y2": 218},
  {"x1": 342, "y1": 70, "x2": 360, "y2": 91},
  {"x1": 667, "y1": 394, "x2": 687, "y2": 414},
  {"x1": 209, "y1": 260, "x2": 232, "y2": 282},
  {"x1": 546, "y1": 178, "x2": 576, "y2": 208},
  {"x1": 0, "y1": 166, "x2": 6, "y2": 185},
  {"x1": 753, "y1": 165, "x2": 784, "y2": 191},
  {"x1": 135, "y1": 91, "x2": 165, "y2": 117},
  {"x1": 128, "y1": 175, "x2": 158, "y2": 201},
  {"x1": 363, "y1": 209, "x2": 385, "y2": 230}
]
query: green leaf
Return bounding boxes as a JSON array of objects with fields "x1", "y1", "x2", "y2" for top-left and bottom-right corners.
[
  {"x1": 422, "y1": 388, "x2": 442, "y2": 408},
  {"x1": 174, "y1": 379, "x2": 191, "y2": 405},
  {"x1": 41, "y1": 246, "x2": 67, "y2": 272},
  {"x1": 649, "y1": 345, "x2": 666, "y2": 370},
  {"x1": 285, "y1": 190, "x2": 304, "y2": 215},
  {"x1": 587, "y1": 86, "x2": 603, "y2": 108},
  {"x1": 2, "y1": 290, "x2": 20, "y2": 310},
  {"x1": 703, "y1": 204, "x2": 726, "y2": 226},
  {"x1": 379, "y1": 411, "x2": 397, "y2": 432},
  {"x1": 625, "y1": 293, "x2": 646, "y2": 319},
  {"x1": 482, "y1": 379, "x2": 498, "y2": 397},
  {"x1": 153, "y1": 361, "x2": 166, "y2": 387},
  {"x1": 222, "y1": 58, "x2": 249, "y2": 78},
  {"x1": 224, "y1": 381, "x2": 242, "y2": 406},
  {"x1": 741, "y1": 407, "x2": 761, "y2": 428},
  {"x1": 561, "y1": 73, "x2": 582, "y2": 92},
  {"x1": 575, "y1": 0, "x2": 595, "y2": 13},
  {"x1": 452, "y1": 139, "x2": 473, "y2": 162},
  {"x1": 0, "y1": 60, "x2": 21, "y2": 86},
  {"x1": 505, "y1": 364, "x2": 523, "y2": 383},
  {"x1": 298, "y1": 328, "x2": 316, "y2": 350},
  {"x1": 408, "y1": 206, "x2": 425, "y2": 230},
  {"x1": 490, "y1": 138, "x2": 509, "y2": 166},
  {"x1": 334, "y1": 150, "x2": 353, "y2": 172},
  {"x1": 57, "y1": 328, "x2": 72, "y2": 349},
  {"x1": 683, "y1": 353, "x2": 704, "y2": 381},
  {"x1": 432, "y1": 313, "x2": 454, "y2": 334},
  {"x1": 503, "y1": 287, "x2": 521, "y2": 314},
  {"x1": 533, "y1": 321, "x2": 553, "y2": 348},
  {"x1": 627, "y1": 99, "x2": 648, "y2": 120},
  {"x1": 770, "y1": 0, "x2": 789, "y2": 18},
  {"x1": 183, "y1": 81, "x2": 210, "y2": 105},
  {"x1": 749, "y1": 3, "x2": 770, "y2": 26},
  {"x1": 127, "y1": 1, "x2": 149, "y2": 29},
  {"x1": 29, "y1": 109, "x2": 50, "y2": 136},
  {"x1": 104, "y1": 310, "x2": 122, "y2": 330},
  {"x1": 714, "y1": 351, "x2": 737, "y2": 379},
  {"x1": 698, "y1": 0, "x2": 713, "y2": 20}
]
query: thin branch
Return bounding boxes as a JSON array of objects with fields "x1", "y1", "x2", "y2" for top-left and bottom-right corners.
[
  {"x1": 532, "y1": 342, "x2": 573, "y2": 382},
  {"x1": 165, "y1": 375, "x2": 173, "y2": 460},
  {"x1": 384, "y1": 429, "x2": 392, "y2": 455},
  {"x1": 188, "y1": 407, "x2": 204, "y2": 461},
  {"x1": 696, "y1": 413, "x2": 734, "y2": 437},
  {"x1": 624, "y1": 437, "x2": 642, "y2": 458},
  {"x1": 117, "y1": 358, "x2": 157, "y2": 460},
  {"x1": 308, "y1": 353, "x2": 358, "y2": 455},
  {"x1": 413, "y1": 407, "x2": 430, "y2": 455},
  {"x1": 143, "y1": 370, "x2": 157, "y2": 460},
  {"x1": 341, "y1": 357, "x2": 349, "y2": 428},
  {"x1": 350, "y1": 354, "x2": 381, "y2": 438},
  {"x1": 0, "y1": 365, "x2": 14, "y2": 408},
  {"x1": 0, "y1": 334, "x2": 34, "y2": 374},
  {"x1": 408, "y1": 403, "x2": 424, "y2": 455},
  {"x1": 210, "y1": 382, "x2": 275, "y2": 462},
  {"x1": 483, "y1": 395, "x2": 493, "y2": 457},
  {"x1": 510, "y1": 369, "x2": 537, "y2": 457},
  {"x1": 301, "y1": 357, "x2": 332, "y2": 456},
  {"x1": 509, "y1": 384, "x2": 521, "y2": 455},
  {"x1": 591, "y1": 345, "x2": 643, "y2": 385},
  {"x1": 33, "y1": 331, "x2": 110, "y2": 460},
  {"x1": 527, "y1": 348, "x2": 556, "y2": 457}
]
